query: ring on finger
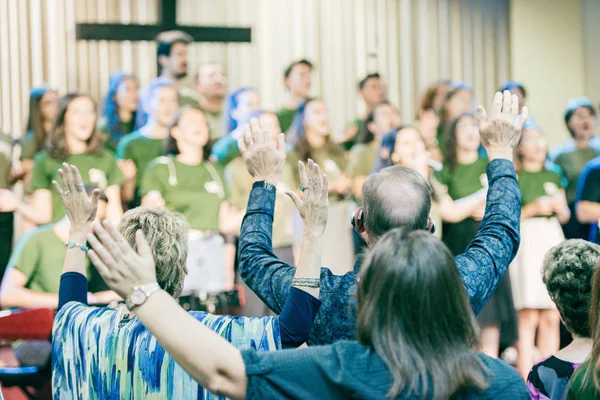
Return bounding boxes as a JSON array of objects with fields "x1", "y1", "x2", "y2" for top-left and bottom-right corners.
[
  {"x1": 299, "y1": 184, "x2": 307, "y2": 192},
  {"x1": 64, "y1": 190, "x2": 71, "y2": 195}
]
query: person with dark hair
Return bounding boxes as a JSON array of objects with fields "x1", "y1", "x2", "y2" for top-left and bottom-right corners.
[
  {"x1": 511, "y1": 122, "x2": 569, "y2": 378},
  {"x1": 0, "y1": 186, "x2": 117, "y2": 309},
  {"x1": 210, "y1": 87, "x2": 261, "y2": 165},
  {"x1": 51, "y1": 160, "x2": 322, "y2": 398},
  {"x1": 237, "y1": 91, "x2": 525, "y2": 346},
  {"x1": 86, "y1": 183, "x2": 529, "y2": 398},
  {"x1": 438, "y1": 81, "x2": 474, "y2": 157},
  {"x1": 436, "y1": 112, "x2": 516, "y2": 359},
  {"x1": 576, "y1": 153, "x2": 600, "y2": 243},
  {"x1": 339, "y1": 73, "x2": 387, "y2": 151},
  {"x1": 141, "y1": 106, "x2": 243, "y2": 299},
  {"x1": 346, "y1": 101, "x2": 398, "y2": 203},
  {"x1": 275, "y1": 59, "x2": 313, "y2": 133},
  {"x1": 286, "y1": 98, "x2": 354, "y2": 275},
  {"x1": 527, "y1": 240, "x2": 600, "y2": 399},
  {"x1": 191, "y1": 63, "x2": 228, "y2": 141},
  {"x1": 550, "y1": 97, "x2": 600, "y2": 240},
  {"x1": 135, "y1": 30, "x2": 194, "y2": 128},
  {"x1": 0, "y1": 94, "x2": 123, "y2": 227},
  {"x1": 99, "y1": 71, "x2": 138, "y2": 151},
  {"x1": 499, "y1": 81, "x2": 527, "y2": 114},
  {"x1": 116, "y1": 79, "x2": 179, "y2": 207},
  {"x1": 19, "y1": 85, "x2": 59, "y2": 165}
]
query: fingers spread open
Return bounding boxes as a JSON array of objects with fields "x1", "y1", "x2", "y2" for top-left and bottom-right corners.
[
  {"x1": 87, "y1": 232, "x2": 120, "y2": 274},
  {"x1": 88, "y1": 249, "x2": 113, "y2": 281},
  {"x1": 250, "y1": 118, "x2": 263, "y2": 144},
  {"x1": 475, "y1": 106, "x2": 487, "y2": 128},
  {"x1": 52, "y1": 180, "x2": 65, "y2": 200},
  {"x1": 104, "y1": 220, "x2": 132, "y2": 257}
]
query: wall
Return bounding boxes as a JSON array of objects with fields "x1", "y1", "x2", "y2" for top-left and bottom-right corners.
[
  {"x1": 0, "y1": 0, "x2": 510, "y2": 139},
  {"x1": 509, "y1": 0, "x2": 587, "y2": 147}
]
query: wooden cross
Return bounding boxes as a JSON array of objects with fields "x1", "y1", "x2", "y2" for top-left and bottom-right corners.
[{"x1": 76, "y1": 0, "x2": 251, "y2": 43}]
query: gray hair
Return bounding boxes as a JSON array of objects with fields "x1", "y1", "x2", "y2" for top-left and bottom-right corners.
[
  {"x1": 543, "y1": 239, "x2": 600, "y2": 337},
  {"x1": 362, "y1": 165, "x2": 433, "y2": 241}
]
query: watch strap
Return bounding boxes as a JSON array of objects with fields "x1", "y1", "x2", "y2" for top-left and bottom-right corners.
[{"x1": 125, "y1": 283, "x2": 161, "y2": 311}]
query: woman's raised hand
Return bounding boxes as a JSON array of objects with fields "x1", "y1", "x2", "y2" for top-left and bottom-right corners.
[
  {"x1": 286, "y1": 159, "x2": 329, "y2": 236},
  {"x1": 52, "y1": 163, "x2": 99, "y2": 232}
]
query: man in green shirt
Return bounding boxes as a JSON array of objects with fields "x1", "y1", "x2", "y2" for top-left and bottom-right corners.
[
  {"x1": 190, "y1": 63, "x2": 228, "y2": 142},
  {"x1": 275, "y1": 59, "x2": 313, "y2": 133},
  {"x1": 0, "y1": 189, "x2": 119, "y2": 309},
  {"x1": 340, "y1": 73, "x2": 387, "y2": 150}
]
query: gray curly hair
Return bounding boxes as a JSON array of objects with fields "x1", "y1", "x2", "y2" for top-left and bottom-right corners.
[
  {"x1": 543, "y1": 239, "x2": 600, "y2": 337},
  {"x1": 118, "y1": 207, "x2": 189, "y2": 298}
]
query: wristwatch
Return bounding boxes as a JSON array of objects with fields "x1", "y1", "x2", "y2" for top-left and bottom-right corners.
[{"x1": 125, "y1": 283, "x2": 161, "y2": 311}]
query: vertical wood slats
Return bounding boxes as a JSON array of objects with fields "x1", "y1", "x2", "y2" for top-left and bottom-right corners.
[{"x1": 0, "y1": 0, "x2": 510, "y2": 140}]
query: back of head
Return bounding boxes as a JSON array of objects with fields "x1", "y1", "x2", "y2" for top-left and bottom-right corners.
[
  {"x1": 118, "y1": 207, "x2": 189, "y2": 297},
  {"x1": 361, "y1": 165, "x2": 432, "y2": 241},
  {"x1": 356, "y1": 228, "x2": 487, "y2": 398},
  {"x1": 543, "y1": 239, "x2": 600, "y2": 338}
]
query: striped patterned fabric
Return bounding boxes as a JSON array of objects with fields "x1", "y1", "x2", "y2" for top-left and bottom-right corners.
[{"x1": 52, "y1": 302, "x2": 281, "y2": 399}]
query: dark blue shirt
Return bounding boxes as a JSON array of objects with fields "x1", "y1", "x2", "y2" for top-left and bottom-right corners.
[
  {"x1": 239, "y1": 159, "x2": 521, "y2": 345},
  {"x1": 241, "y1": 340, "x2": 529, "y2": 399},
  {"x1": 576, "y1": 155, "x2": 600, "y2": 243}
]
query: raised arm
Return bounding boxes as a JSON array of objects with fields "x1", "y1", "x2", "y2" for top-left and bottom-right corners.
[{"x1": 455, "y1": 90, "x2": 526, "y2": 314}]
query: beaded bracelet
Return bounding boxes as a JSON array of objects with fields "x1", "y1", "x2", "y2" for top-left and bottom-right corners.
[
  {"x1": 65, "y1": 240, "x2": 89, "y2": 252},
  {"x1": 291, "y1": 278, "x2": 320, "y2": 288}
]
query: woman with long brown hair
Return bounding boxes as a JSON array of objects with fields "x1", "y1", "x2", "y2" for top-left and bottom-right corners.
[{"x1": 0, "y1": 94, "x2": 123, "y2": 226}]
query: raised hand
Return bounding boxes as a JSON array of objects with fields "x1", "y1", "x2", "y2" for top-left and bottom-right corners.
[
  {"x1": 238, "y1": 118, "x2": 286, "y2": 185},
  {"x1": 285, "y1": 159, "x2": 329, "y2": 235},
  {"x1": 475, "y1": 90, "x2": 529, "y2": 162},
  {"x1": 52, "y1": 163, "x2": 100, "y2": 232},
  {"x1": 117, "y1": 159, "x2": 137, "y2": 182},
  {"x1": 87, "y1": 221, "x2": 157, "y2": 300}
]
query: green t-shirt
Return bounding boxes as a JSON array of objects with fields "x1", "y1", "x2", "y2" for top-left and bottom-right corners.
[
  {"x1": 275, "y1": 108, "x2": 296, "y2": 133},
  {"x1": 0, "y1": 133, "x2": 12, "y2": 190},
  {"x1": 286, "y1": 147, "x2": 347, "y2": 201},
  {"x1": 518, "y1": 169, "x2": 563, "y2": 207},
  {"x1": 98, "y1": 116, "x2": 136, "y2": 153},
  {"x1": 554, "y1": 147, "x2": 599, "y2": 204},
  {"x1": 346, "y1": 143, "x2": 377, "y2": 178},
  {"x1": 19, "y1": 130, "x2": 39, "y2": 160},
  {"x1": 435, "y1": 158, "x2": 488, "y2": 200},
  {"x1": 226, "y1": 157, "x2": 295, "y2": 247},
  {"x1": 115, "y1": 130, "x2": 165, "y2": 191},
  {"x1": 30, "y1": 150, "x2": 123, "y2": 223},
  {"x1": 141, "y1": 156, "x2": 228, "y2": 231},
  {"x1": 7, "y1": 224, "x2": 105, "y2": 294},
  {"x1": 342, "y1": 118, "x2": 362, "y2": 151}
]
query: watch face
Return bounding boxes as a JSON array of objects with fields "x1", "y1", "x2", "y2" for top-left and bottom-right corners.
[{"x1": 131, "y1": 289, "x2": 146, "y2": 305}]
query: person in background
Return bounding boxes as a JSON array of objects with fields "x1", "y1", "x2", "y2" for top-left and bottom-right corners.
[
  {"x1": 287, "y1": 98, "x2": 354, "y2": 275},
  {"x1": 0, "y1": 94, "x2": 123, "y2": 227},
  {"x1": 51, "y1": 160, "x2": 322, "y2": 398},
  {"x1": 141, "y1": 106, "x2": 243, "y2": 301},
  {"x1": 437, "y1": 82, "x2": 474, "y2": 157},
  {"x1": 414, "y1": 79, "x2": 451, "y2": 162},
  {"x1": 576, "y1": 154, "x2": 600, "y2": 244},
  {"x1": 527, "y1": 240, "x2": 600, "y2": 399},
  {"x1": 550, "y1": 98, "x2": 600, "y2": 240},
  {"x1": 346, "y1": 101, "x2": 398, "y2": 204},
  {"x1": 499, "y1": 81, "x2": 528, "y2": 116},
  {"x1": 510, "y1": 122, "x2": 569, "y2": 378},
  {"x1": 339, "y1": 73, "x2": 387, "y2": 151},
  {"x1": 0, "y1": 186, "x2": 118, "y2": 309},
  {"x1": 116, "y1": 79, "x2": 179, "y2": 208},
  {"x1": 210, "y1": 87, "x2": 261, "y2": 165},
  {"x1": 387, "y1": 125, "x2": 485, "y2": 240},
  {"x1": 99, "y1": 71, "x2": 138, "y2": 152},
  {"x1": 191, "y1": 63, "x2": 228, "y2": 142},
  {"x1": 226, "y1": 110, "x2": 296, "y2": 316},
  {"x1": 436, "y1": 113, "x2": 516, "y2": 358},
  {"x1": 0, "y1": 131, "x2": 18, "y2": 280},
  {"x1": 276, "y1": 59, "x2": 313, "y2": 133},
  {"x1": 19, "y1": 85, "x2": 59, "y2": 177}
]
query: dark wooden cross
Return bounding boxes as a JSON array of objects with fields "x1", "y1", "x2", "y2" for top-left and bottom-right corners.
[{"x1": 76, "y1": 0, "x2": 251, "y2": 43}]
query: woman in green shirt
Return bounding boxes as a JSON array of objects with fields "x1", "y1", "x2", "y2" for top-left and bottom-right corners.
[
  {"x1": 437, "y1": 82, "x2": 473, "y2": 157},
  {"x1": 99, "y1": 71, "x2": 138, "y2": 152},
  {"x1": 436, "y1": 113, "x2": 516, "y2": 359},
  {"x1": 287, "y1": 98, "x2": 354, "y2": 275},
  {"x1": 141, "y1": 106, "x2": 242, "y2": 299},
  {"x1": 116, "y1": 78, "x2": 179, "y2": 207},
  {"x1": 346, "y1": 101, "x2": 399, "y2": 203},
  {"x1": 511, "y1": 123, "x2": 570, "y2": 378},
  {"x1": 3, "y1": 94, "x2": 123, "y2": 227}
]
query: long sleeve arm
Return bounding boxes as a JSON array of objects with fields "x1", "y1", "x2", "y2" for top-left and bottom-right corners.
[
  {"x1": 455, "y1": 159, "x2": 522, "y2": 315},
  {"x1": 238, "y1": 181, "x2": 297, "y2": 313}
]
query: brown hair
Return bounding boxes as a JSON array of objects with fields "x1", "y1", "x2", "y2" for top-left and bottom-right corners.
[
  {"x1": 25, "y1": 86, "x2": 57, "y2": 155},
  {"x1": 444, "y1": 113, "x2": 476, "y2": 171},
  {"x1": 357, "y1": 228, "x2": 489, "y2": 398},
  {"x1": 47, "y1": 93, "x2": 105, "y2": 160},
  {"x1": 415, "y1": 79, "x2": 451, "y2": 119}
]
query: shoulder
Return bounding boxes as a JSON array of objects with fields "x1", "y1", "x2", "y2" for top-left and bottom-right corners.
[
  {"x1": 476, "y1": 157, "x2": 489, "y2": 169},
  {"x1": 145, "y1": 156, "x2": 172, "y2": 173},
  {"x1": 96, "y1": 149, "x2": 118, "y2": 162},
  {"x1": 477, "y1": 353, "x2": 529, "y2": 397},
  {"x1": 11, "y1": 225, "x2": 52, "y2": 253}
]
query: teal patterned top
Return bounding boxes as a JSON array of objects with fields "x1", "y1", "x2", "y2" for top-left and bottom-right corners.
[{"x1": 52, "y1": 302, "x2": 281, "y2": 399}]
